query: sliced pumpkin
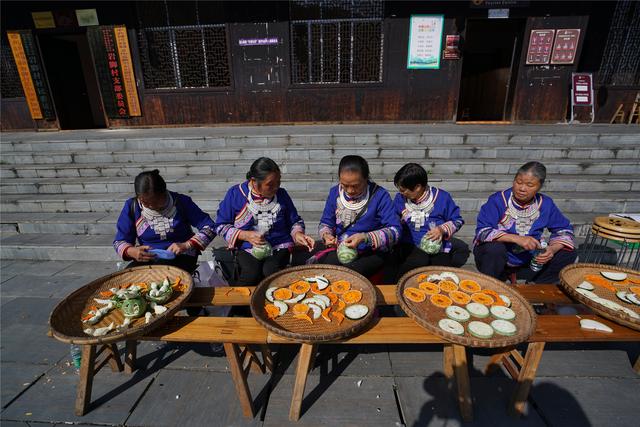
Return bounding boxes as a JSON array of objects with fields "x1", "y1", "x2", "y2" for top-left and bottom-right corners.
[
  {"x1": 326, "y1": 292, "x2": 339, "y2": 305},
  {"x1": 331, "y1": 311, "x2": 345, "y2": 325},
  {"x1": 584, "y1": 275, "x2": 617, "y2": 292},
  {"x1": 430, "y1": 294, "x2": 452, "y2": 308},
  {"x1": 459, "y1": 279, "x2": 481, "y2": 293},
  {"x1": 418, "y1": 282, "x2": 440, "y2": 295},
  {"x1": 290, "y1": 280, "x2": 311, "y2": 294},
  {"x1": 417, "y1": 273, "x2": 429, "y2": 282},
  {"x1": 330, "y1": 280, "x2": 351, "y2": 294},
  {"x1": 265, "y1": 304, "x2": 280, "y2": 319},
  {"x1": 99, "y1": 290, "x2": 114, "y2": 298},
  {"x1": 321, "y1": 307, "x2": 332, "y2": 322},
  {"x1": 171, "y1": 277, "x2": 182, "y2": 289},
  {"x1": 292, "y1": 303, "x2": 309, "y2": 315},
  {"x1": 404, "y1": 287, "x2": 427, "y2": 303},
  {"x1": 335, "y1": 300, "x2": 346, "y2": 312},
  {"x1": 438, "y1": 280, "x2": 458, "y2": 293},
  {"x1": 294, "y1": 313, "x2": 314, "y2": 324},
  {"x1": 471, "y1": 292, "x2": 495, "y2": 305},
  {"x1": 342, "y1": 290, "x2": 363, "y2": 304},
  {"x1": 629, "y1": 286, "x2": 640, "y2": 297},
  {"x1": 449, "y1": 290, "x2": 471, "y2": 305},
  {"x1": 311, "y1": 282, "x2": 330, "y2": 294},
  {"x1": 273, "y1": 288, "x2": 293, "y2": 300}
]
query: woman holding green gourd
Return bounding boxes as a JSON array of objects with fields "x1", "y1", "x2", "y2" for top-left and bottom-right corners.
[
  {"x1": 392, "y1": 163, "x2": 465, "y2": 280},
  {"x1": 215, "y1": 158, "x2": 315, "y2": 286}
]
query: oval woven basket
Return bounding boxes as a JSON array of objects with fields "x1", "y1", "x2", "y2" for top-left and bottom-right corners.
[
  {"x1": 49, "y1": 265, "x2": 193, "y2": 345},
  {"x1": 397, "y1": 267, "x2": 537, "y2": 348},
  {"x1": 250, "y1": 264, "x2": 377, "y2": 343},
  {"x1": 559, "y1": 263, "x2": 640, "y2": 331}
]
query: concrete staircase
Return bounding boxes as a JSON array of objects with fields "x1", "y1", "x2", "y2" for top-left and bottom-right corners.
[{"x1": 1, "y1": 125, "x2": 639, "y2": 262}]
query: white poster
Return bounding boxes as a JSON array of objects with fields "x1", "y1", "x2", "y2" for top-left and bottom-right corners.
[{"x1": 407, "y1": 15, "x2": 444, "y2": 69}]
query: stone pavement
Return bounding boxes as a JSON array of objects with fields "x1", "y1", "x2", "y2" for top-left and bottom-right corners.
[{"x1": 1, "y1": 260, "x2": 638, "y2": 426}]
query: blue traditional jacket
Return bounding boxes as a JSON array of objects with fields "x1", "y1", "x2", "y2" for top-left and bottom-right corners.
[
  {"x1": 394, "y1": 186, "x2": 464, "y2": 253},
  {"x1": 474, "y1": 188, "x2": 575, "y2": 266}
]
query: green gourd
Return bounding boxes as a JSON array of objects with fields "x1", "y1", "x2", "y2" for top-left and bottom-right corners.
[
  {"x1": 252, "y1": 242, "x2": 273, "y2": 260},
  {"x1": 120, "y1": 297, "x2": 147, "y2": 319},
  {"x1": 337, "y1": 243, "x2": 358, "y2": 264},
  {"x1": 419, "y1": 234, "x2": 442, "y2": 254}
]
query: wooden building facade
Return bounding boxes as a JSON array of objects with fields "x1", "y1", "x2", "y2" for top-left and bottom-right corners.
[{"x1": 1, "y1": 0, "x2": 638, "y2": 130}]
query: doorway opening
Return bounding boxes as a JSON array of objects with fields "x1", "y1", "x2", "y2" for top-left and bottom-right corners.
[
  {"x1": 38, "y1": 32, "x2": 106, "y2": 129},
  {"x1": 457, "y1": 19, "x2": 525, "y2": 122}
]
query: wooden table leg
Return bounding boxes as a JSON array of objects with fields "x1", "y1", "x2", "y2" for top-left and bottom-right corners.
[
  {"x1": 633, "y1": 355, "x2": 640, "y2": 374},
  {"x1": 289, "y1": 343, "x2": 317, "y2": 422},
  {"x1": 106, "y1": 343, "x2": 124, "y2": 373},
  {"x1": 224, "y1": 343, "x2": 255, "y2": 418},
  {"x1": 260, "y1": 344, "x2": 274, "y2": 373},
  {"x1": 508, "y1": 342, "x2": 546, "y2": 418},
  {"x1": 452, "y1": 344, "x2": 473, "y2": 422},
  {"x1": 75, "y1": 344, "x2": 97, "y2": 416},
  {"x1": 124, "y1": 340, "x2": 137, "y2": 374},
  {"x1": 443, "y1": 345, "x2": 454, "y2": 382}
]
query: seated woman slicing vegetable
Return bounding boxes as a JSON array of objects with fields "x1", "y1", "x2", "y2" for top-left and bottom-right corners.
[
  {"x1": 113, "y1": 170, "x2": 216, "y2": 274},
  {"x1": 473, "y1": 161, "x2": 577, "y2": 284},
  {"x1": 302, "y1": 155, "x2": 401, "y2": 277},
  {"x1": 215, "y1": 157, "x2": 315, "y2": 286},
  {"x1": 392, "y1": 163, "x2": 466, "y2": 280}
]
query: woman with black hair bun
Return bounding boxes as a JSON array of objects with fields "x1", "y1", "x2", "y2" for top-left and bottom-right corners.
[
  {"x1": 392, "y1": 163, "x2": 466, "y2": 280},
  {"x1": 113, "y1": 169, "x2": 216, "y2": 273},
  {"x1": 215, "y1": 157, "x2": 315, "y2": 286}
]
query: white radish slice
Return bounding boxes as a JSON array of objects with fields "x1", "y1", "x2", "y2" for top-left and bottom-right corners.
[
  {"x1": 344, "y1": 304, "x2": 369, "y2": 320},
  {"x1": 445, "y1": 305, "x2": 470, "y2": 322},
  {"x1": 273, "y1": 301, "x2": 288, "y2": 316},
  {"x1": 576, "y1": 288, "x2": 599, "y2": 300},
  {"x1": 315, "y1": 276, "x2": 330, "y2": 289},
  {"x1": 498, "y1": 294, "x2": 512, "y2": 308},
  {"x1": 577, "y1": 281, "x2": 595, "y2": 291},
  {"x1": 301, "y1": 297, "x2": 327, "y2": 310},
  {"x1": 438, "y1": 318, "x2": 465, "y2": 335},
  {"x1": 490, "y1": 305, "x2": 516, "y2": 321},
  {"x1": 427, "y1": 274, "x2": 442, "y2": 283},
  {"x1": 265, "y1": 287, "x2": 278, "y2": 303},
  {"x1": 284, "y1": 293, "x2": 307, "y2": 304},
  {"x1": 626, "y1": 293, "x2": 640, "y2": 306},
  {"x1": 601, "y1": 271, "x2": 627, "y2": 281},
  {"x1": 619, "y1": 306, "x2": 640, "y2": 319},
  {"x1": 439, "y1": 272, "x2": 460, "y2": 284},
  {"x1": 307, "y1": 303, "x2": 322, "y2": 320},
  {"x1": 468, "y1": 321, "x2": 494, "y2": 339},
  {"x1": 616, "y1": 291, "x2": 634, "y2": 304},
  {"x1": 580, "y1": 319, "x2": 613, "y2": 333},
  {"x1": 466, "y1": 302, "x2": 490, "y2": 318},
  {"x1": 491, "y1": 319, "x2": 517, "y2": 336},
  {"x1": 313, "y1": 295, "x2": 331, "y2": 307}
]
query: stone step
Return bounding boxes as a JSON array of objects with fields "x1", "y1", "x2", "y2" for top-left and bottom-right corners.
[
  {"x1": 1, "y1": 190, "x2": 637, "y2": 214},
  {"x1": 3, "y1": 158, "x2": 638, "y2": 180},
  {"x1": 2, "y1": 144, "x2": 638, "y2": 165},
  {"x1": 2, "y1": 173, "x2": 638, "y2": 195}
]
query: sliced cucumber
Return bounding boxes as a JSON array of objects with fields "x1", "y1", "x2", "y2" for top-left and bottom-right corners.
[
  {"x1": 626, "y1": 293, "x2": 640, "y2": 306},
  {"x1": 315, "y1": 276, "x2": 330, "y2": 289},
  {"x1": 438, "y1": 318, "x2": 465, "y2": 335},
  {"x1": 577, "y1": 281, "x2": 595, "y2": 291},
  {"x1": 468, "y1": 321, "x2": 494, "y2": 339},
  {"x1": 313, "y1": 294, "x2": 331, "y2": 307},
  {"x1": 490, "y1": 305, "x2": 516, "y2": 321},
  {"x1": 273, "y1": 300, "x2": 288, "y2": 316},
  {"x1": 265, "y1": 287, "x2": 278, "y2": 303},
  {"x1": 466, "y1": 302, "x2": 490, "y2": 318},
  {"x1": 498, "y1": 294, "x2": 512, "y2": 308},
  {"x1": 616, "y1": 291, "x2": 634, "y2": 304},
  {"x1": 284, "y1": 293, "x2": 307, "y2": 304},
  {"x1": 445, "y1": 305, "x2": 470, "y2": 322},
  {"x1": 491, "y1": 319, "x2": 517, "y2": 336},
  {"x1": 307, "y1": 303, "x2": 322, "y2": 320},
  {"x1": 576, "y1": 288, "x2": 599, "y2": 300},
  {"x1": 344, "y1": 304, "x2": 369, "y2": 320},
  {"x1": 427, "y1": 274, "x2": 442, "y2": 283},
  {"x1": 301, "y1": 297, "x2": 327, "y2": 310},
  {"x1": 601, "y1": 271, "x2": 627, "y2": 281},
  {"x1": 303, "y1": 277, "x2": 317, "y2": 283}
]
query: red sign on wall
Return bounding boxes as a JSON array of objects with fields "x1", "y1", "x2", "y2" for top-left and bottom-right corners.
[
  {"x1": 551, "y1": 29, "x2": 580, "y2": 65},
  {"x1": 572, "y1": 73, "x2": 593, "y2": 106},
  {"x1": 526, "y1": 29, "x2": 555, "y2": 65}
]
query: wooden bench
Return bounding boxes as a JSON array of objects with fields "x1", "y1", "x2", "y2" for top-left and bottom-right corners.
[{"x1": 71, "y1": 284, "x2": 640, "y2": 421}]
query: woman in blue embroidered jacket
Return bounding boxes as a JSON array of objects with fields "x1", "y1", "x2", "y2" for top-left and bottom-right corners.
[
  {"x1": 113, "y1": 170, "x2": 216, "y2": 273},
  {"x1": 392, "y1": 163, "x2": 466, "y2": 280},
  {"x1": 215, "y1": 157, "x2": 315, "y2": 286},
  {"x1": 307, "y1": 155, "x2": 401, "y2": 277},
  {"x1": 474, "y1": 161, "x2": 577, "y2": 284}
]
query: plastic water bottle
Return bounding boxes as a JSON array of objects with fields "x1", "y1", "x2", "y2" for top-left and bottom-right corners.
[
  {"x1": 530, "y1": 240, "x2": 548, "y2": 272},
  {"x1": 70, "y1": 344, "x2": 82, "y2": 373}
]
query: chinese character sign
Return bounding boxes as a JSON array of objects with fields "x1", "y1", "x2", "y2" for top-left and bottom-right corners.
[
  {"x1": 7, "y1": 32, "x2": 42, "y2": 119},
  {"x1": 551, "y1": 29, "x2": 580, "y2": 65},
  {"x1": 114, "y1": 26, "x2": 140, "y2": 116},
  {"x1": 526, "y1": 29, "x2": 555, "y2": 65},
  {"x1": 101, "y1": 27, "x2": 129, "y2": 117},
  {"x1": 407, "y1": 15, "x2": 444, "y2": 69}
]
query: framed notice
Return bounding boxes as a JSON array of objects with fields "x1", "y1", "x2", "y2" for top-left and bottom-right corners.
[
  {"x1": 551, "y1": 29, "x2": 580, "y2": 65},
  {"x1": 526, "y1": 29, "x2": 555, "y2": 65},
  {"x1": 407, "y1": 15, "x2": 444, "y2": 69},
  {"x1": 570, "y1": 72, "x2": 594, "y2": 124}
]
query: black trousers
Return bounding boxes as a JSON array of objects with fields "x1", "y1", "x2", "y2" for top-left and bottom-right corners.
[
  {"x1": 392, "y1": 243, "x2": 453, "y2": 282},
  {"x1": 235, "y1": 248, "x2": 291, "y2": 286},
  {"x1": 126, "y1": 254, "x2": 199, "y2": 274},
  {"x1": 300, "y1": 242, "x2": 387, "y2": 278},
  {"x1": 474, "y1": 242, "x2": 577, "y2": 284}
]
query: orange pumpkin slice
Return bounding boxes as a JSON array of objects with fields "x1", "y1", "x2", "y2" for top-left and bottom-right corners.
[
  {"x1": 331, "y1": 311, "x2": 345, "y2": 325},
  {"x1": 290, "y1": 281, "x2": 311, "y2": 294},
  {"x1": 418, "y1": 282, "x2": 440, "y2": 295},
  {"x1": 404, "y1": 287, "x2": 427, "y2": 303},
  {"x1": 265, "y1": 304, "x2": 280, "y2": 319},
  {"x1": 273, "y1": 288, "x2": 293, "y2": 300},
  {"x1": 326, "y1": 292, "x2": 339, "y2": 305},
  {"x1": 629, "y1": 286, "x2": 640, "y2": 297},
  {"x1": 449, "y1": 290, "x2": 471, "y2": 305},
  {"x1": 628, "y1": 277, "x2": 640, "y2": 285},
  {"x1": 294, "y1": 313, "x2": 314, "y2": 324},
  {"x1": 585, "y1": 275, "x2": 617, "y2": 292},
  {"x1": 321, "y1": 307, "x2": 332, "y2": 322},
  {"x1": 417, "y1": 274, "x2": 429, "y2": 282},
  {"x1": 99, "y1": 290, "x2": 114, "y2": 298},
  {"x1": 335, "y1": 300, "x2": 346, "y2": 312},
  {"x1": 292, "y1": 303, "x2": 309, "y2": 315},
  {"x1": 331, "y1": 280, "x2": 351, "y2": 294},
  {"x1": 342, "y1": 290, "x2": 363, "y2": 304},
  {"x1": 438, "y1": 280, "x2": 458, "y2": 293},
  {"x1": 471, "y1": 292, "x2": 495, "y2": 305},
  {"x1": 311, "y1": 283, "x2": 330, "y2": 294},
  {"x1": 430, "y1": 294, "x2": 452, "y2": 308},
  {"x1": 460, "y1": 279, "x2": 481, "y2": 293}
]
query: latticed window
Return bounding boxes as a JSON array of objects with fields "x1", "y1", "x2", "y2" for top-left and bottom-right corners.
[
  {"x1": 1, "y1": 38, "x2": 25, "y2": 98},
  {"x1": 137, "y1": 1, "x2": 231, "y2": 89},
  {"x1": 597, "y1": 0, "x2": 640, "y2": 86},
  {"x1": 290, "y1": 0, "x2": 384, "y2": 85}
]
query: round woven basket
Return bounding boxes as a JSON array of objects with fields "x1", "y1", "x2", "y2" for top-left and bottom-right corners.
[
  {"x1": 559, "y1": 263, "x2": 640, "y2": 331},
  {"x1": 397, "y1": 266, "x2": 537, "y2": 348},
  {"x1": 250, "y1": 264, "x2": 377, "y2": 343},
  {"x1": 49, "y1": 265, "x2": 193, "y2": 345}
]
